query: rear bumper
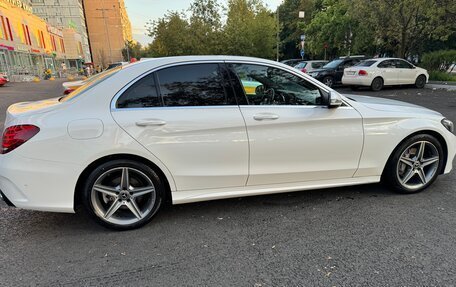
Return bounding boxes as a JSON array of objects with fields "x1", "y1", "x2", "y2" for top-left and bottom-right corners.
[
  {"x1": 0, "y1": 152, "x2": 82, "y2": 213},
  {"x1": 342, "y1": 76, "x2": 372, "y2": 86}
]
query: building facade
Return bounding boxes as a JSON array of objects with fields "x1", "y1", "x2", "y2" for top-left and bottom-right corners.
[
  {"x1": 83, "y1": 0, "x2": 132, "y2": 68},
  {"x1": 28, "y1": 0, "x2": 91, "y2": 63},
  {"x1": 0, "y1": 0, "x2": 79, "y2": 81}
]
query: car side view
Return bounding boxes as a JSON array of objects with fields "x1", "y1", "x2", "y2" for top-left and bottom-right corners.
[
  {"x1": 0, "y1": 56, "x2": 455, "y2": 230},
  {"x1": 342, "y1": 58, "x2": 429, "y2": 91}
]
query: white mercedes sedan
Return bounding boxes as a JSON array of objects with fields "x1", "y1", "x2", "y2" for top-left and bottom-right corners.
[
  {"x1": 0, "y1": 56, "x2": 454, "y2": 230},
  {"x1": 342, "y1": 58, "x2": 429, "y2": 91}
]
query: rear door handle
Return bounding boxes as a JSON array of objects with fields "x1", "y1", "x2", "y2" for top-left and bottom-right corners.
[
  {"x1": 253, "y1": 113, "x2": 280, "y2": 121},
  {"x1": 135, "y1": 119, "x2": 167, "y2": 127}
]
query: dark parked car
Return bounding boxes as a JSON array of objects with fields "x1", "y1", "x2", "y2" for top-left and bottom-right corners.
[{"x1": 309, "y1": 56, "x2": 366, "y2": 87}]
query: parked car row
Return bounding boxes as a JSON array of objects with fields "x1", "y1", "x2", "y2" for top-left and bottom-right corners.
[{"x1": 282, "y1": 56, "x2": 429, "y2": 91}]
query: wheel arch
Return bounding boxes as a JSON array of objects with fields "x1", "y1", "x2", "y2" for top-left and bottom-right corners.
[
  {"x1": 74, "y1": 153, "x2": 173, "y2": 210},
  {"x1": 381, "y1": 129, "x2": 448, "y2": 178},
  {"x1": 371, "y1": 76, "x2": 384, "y2": 85}
]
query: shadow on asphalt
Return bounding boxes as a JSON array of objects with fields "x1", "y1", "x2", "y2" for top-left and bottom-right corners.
[{"x1": 2, "y1": 182, "x2": 400, "y2": 234}]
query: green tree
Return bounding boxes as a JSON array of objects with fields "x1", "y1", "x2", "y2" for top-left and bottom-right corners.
[
  {"x1": 145, "y1": 12, "x2": 191, "y2": 57},
  {"x1": 188, "y1": 0, "x2": 223, "y2": 54},
  {"x1": 277, "y1": 0, "x2": 315, "y2": 59},
  {"x1": 224, "y1": 0, "x2": 278, "y2": 59},
  {"x1": 122, "y1": 41, "x2": 144, "y2": 61},
  {"x1": 352, "y1": 0, "x2": 455, "y2": 58},
  {"x1": 303, "y1": 0, "x2": 375, "y2": 59}
]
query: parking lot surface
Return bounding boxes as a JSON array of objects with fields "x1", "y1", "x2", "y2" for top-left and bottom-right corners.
[{"x1": 1, "y1": 81, "x2": 456, "y2": 286}]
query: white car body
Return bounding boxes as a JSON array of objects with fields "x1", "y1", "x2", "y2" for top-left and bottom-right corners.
[
  {"x1": 293, "y1": 60, "x2": 328, "y2": 73},
  {"x1": 342, "y1": 58, "x2": 429, "y2": 87},
  {"x1": 0, "y1": 56, "x2": 454, "y2": 214}
]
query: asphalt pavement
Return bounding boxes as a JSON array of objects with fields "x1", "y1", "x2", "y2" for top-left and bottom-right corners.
[{"x1": 1, "y1": 80, "x2": 456, "y2": 286}]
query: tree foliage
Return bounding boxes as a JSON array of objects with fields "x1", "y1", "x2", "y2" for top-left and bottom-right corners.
[
  {"x1": 145, "y1": 0, "x2": 277, "y2": 59},
  {"x1": 143, "y1": 0, "x2": 455, "y2": 61}
]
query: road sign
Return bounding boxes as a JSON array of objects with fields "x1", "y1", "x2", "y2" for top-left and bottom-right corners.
[
  {"x1": 300, "y1": 34, "x2": 306, "y2": 41},
  {"x1": 300, "y1": 49, "x2": 305, "y2": 57}
]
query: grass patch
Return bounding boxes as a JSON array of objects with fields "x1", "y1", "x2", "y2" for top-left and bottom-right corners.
[{"x1": 428, "y1": 70, "x2": 456, "y2": 82}]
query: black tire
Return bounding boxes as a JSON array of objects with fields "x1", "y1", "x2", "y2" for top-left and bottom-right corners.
[
  {"x1": 415, "y1": 74, "x2": 426, "y2": 89},
  {"x1": 350, "y1": 85, "x2": 359, "y2": 91},
  {"x1": 370, "y1": 77, "x2": 383, "y2": 91},
  {"x1": 383, "y1": 134, "x2": 444, "y2": 194},
  {"x1": 82, "y1": 159, "x2": 165, "y2": 230},
  {"x1": 322, "y1": 76, "x2": 334, "y2": 87}
]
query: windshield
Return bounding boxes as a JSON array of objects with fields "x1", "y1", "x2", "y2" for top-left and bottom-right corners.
[
  {"x1": 60, "y1": 66, "x2": 122, "y2": 102},
  {"x1": 323, "y1": 59, "x2": 343, "y2": 69}
]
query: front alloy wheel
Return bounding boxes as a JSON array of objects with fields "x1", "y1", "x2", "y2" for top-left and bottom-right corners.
[
  {"x1": 322, "y1": 76, "x2": 334, "y2": 87},
  {"x1": 384, "y1": 134, "x2": 443, "y2": 193},
  {"x1": 83, "y1": 160, "x2": 164, "y2": 230}
]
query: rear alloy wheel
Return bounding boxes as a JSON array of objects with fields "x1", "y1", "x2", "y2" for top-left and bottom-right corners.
[
  {"x1": 322, "y1": 76, "x2": 334, "y2": 87},
  {"x1": 82, "y1": 160, "x2": 164, "y2": 230},
  {"x1": 384, "y1": 134, "x2": 443, "y2": 194},
  {"x1": 415, "y1": 75, "x2": 426, "y2": 89},
  {"x1": 370, "y1": 77, "x2": 383, "y2": 91}
]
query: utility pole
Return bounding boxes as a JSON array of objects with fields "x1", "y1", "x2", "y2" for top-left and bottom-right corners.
[
  {"x1": 125, "y1": 41, "x2": 130, "y2": 61},
  {"x1": 276, "y1": 7, "x2": 280, "y2": 62},
  {"x1": 96, "y1": 0, "x2": 112, "y2": 65}
]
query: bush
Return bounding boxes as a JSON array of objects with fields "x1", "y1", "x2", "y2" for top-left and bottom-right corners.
[
  {"x1": 421, "y1": 50, "x2": 456, "y2": 71},
  {"x1": 428, "y1": 70, "x2": 456, "y2": 82}
]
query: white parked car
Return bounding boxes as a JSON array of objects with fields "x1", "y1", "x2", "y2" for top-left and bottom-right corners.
[
  {"x1": 0, "y1": 56, "x2": 454, "y2": 230},
  {"x1": 293, "y1": 60, "x2": 328, "y2": 74},
  {"x1": 342, "y1": 58, "x2": 429, "y2": 91}
]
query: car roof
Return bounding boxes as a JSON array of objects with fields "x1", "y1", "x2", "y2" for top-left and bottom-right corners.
[{"x1": 126, "y1": 55, "x2": 291, "y2": 70}]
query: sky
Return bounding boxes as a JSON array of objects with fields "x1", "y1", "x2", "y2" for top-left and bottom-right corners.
[{"x1": 124, "y1": 0, "x2": 283, "y2": 46}]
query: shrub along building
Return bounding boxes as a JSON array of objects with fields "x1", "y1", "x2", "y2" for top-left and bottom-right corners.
[{"x1": 0, "y1": 0, "x2": 83, "y2": 81}]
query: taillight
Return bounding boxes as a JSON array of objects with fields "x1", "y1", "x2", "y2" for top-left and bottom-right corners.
[
  {"x1": 358, "y1": 70, "x2": 368, "y2": 76},
  {"x1": 301, "y1": 68, "x2": 307, "y2": 73},
  {"x1": 63, "y1": 88, "x2": 75, "y2": 95},
  {"x1": 1, "y1": 125, "x2": 40, "y2": 154}
]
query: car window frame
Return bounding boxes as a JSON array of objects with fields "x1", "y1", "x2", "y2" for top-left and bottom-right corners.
[
  {"x1": 226, "y1": 62, "x2": 330, "y2": 107},
  {"x1": 116, "y1": 72, "x2": 163, "y2": 109},
  {"x1": 112, "y1": 61, "x2": 242, "y2": 110}
]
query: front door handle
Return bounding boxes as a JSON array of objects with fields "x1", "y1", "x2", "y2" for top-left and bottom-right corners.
[
  {"x1": 253, "y1": 113, "x2": 280, "y2": 121},
  {"x1": 135, "y1": 119, "x2": 167, "y2": 127}
]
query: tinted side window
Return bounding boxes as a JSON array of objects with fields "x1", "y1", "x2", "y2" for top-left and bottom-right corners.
[
  {"x1": 395, "y1": 60, "x2": 413, "y2": 69},
  {"x1": 117, "y1": 73, "x2": 161, "y2": 108},
  {"x1": 230, "y1": 64, "x2": 323, "y2": 106},
  {"x1": 157, "y1": 64, "x2": 235, "y2": 107},
  {"x1": 311, "y1": 62, "x2": 325, "y2": 69},
  {"x1": 378, "y1": 60, "x2": 395, "y2": 68}
]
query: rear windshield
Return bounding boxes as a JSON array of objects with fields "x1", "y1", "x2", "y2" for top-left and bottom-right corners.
[
  {"x1": 294, "y1": 62, "x2": 307, "y2": 69},
  {"x1": 323, "y1": 59, "x2": 343, "y2": 69},
  {"x1": 355, "y1": 60, "x2": 377, "y2": 67},
  {"x1": 59, "y1": 66, "x2": 122, "y2": 102}
]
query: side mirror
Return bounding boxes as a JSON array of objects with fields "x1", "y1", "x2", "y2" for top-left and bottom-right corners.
[{"x1": 328, "y1": 91, "x2": 343, "y2": 108}]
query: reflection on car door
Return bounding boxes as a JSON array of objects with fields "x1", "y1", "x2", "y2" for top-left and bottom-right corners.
[
  {"x1": 228, "y1": 63, "x2": 364, "y2": 186},
  {"x1": 112, "y1": 63, "x2": 249, "y2": 191}
]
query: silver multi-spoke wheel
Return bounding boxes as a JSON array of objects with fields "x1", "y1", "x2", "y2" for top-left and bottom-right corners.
[
  {"x1": 91, "y1": 167, "x2": 156, "y2": 226},
  {"x1": 396, "y1": 141, "x2": 440, "y2": 190}
]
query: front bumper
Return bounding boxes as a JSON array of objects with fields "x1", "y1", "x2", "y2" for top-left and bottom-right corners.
[{"x1": 0, "y1": 152, "x2": 82, "y2": 213}]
